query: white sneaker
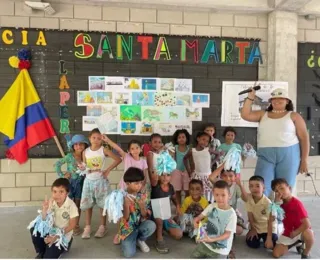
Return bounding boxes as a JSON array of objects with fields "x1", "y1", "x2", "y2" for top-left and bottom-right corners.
[{"x1": 137, "y1": 239, "x2": 150, "y2": 253}]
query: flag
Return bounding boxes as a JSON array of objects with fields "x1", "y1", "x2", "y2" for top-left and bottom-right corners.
[{"x1": 0, "y1": 69, "x2": 56, "y2": 164}]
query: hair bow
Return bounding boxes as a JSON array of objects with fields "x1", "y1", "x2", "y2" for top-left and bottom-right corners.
[{"x1": 155, "y1": 151, "x2": 177, "y2": 175}]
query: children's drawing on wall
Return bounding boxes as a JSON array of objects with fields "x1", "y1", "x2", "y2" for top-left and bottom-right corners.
[
  {"x1": 89, "y1": 76, "x2": 105, "y2": 91},
  {"x1": 192, "y1": 93, "x2": 210, "y2": 108},
  {"x1": 105, "y1": 77, "x2": 125, "y2": 89},
  {"x1": 114, "y1": 91, "x2": 131, "y2": 104},
  {"x1": 238, "y1": 86, "x2": 271, "y2": 112},
  {"x1": 155, "y1": 122, "x2": 175, "y2": 136},
  {"x1": 174, "y1": 123, "x2": 192, "y2": 135},
  {"x1": 82, "y1": 116, "x2": 98, "y2": 131},
  {"x1": 160, "y1": 78, "x2": 174, "y2": 91},
  {"x1": 132, "y1": 91, "x2": 155, "y2": 106},
  {"x1": 78, "y1": 91, "x2": 96, "y2": 105},
  {"x1": 95, "y1": 113, "x2": 119, "y2": 134},
  {"x1": 96, "y1": 91, "x2": 113, "y2": 104},
  {"x1": 121, "y1": 122, "x2": 137, "y2": 135},
  {"x1": 175, "y1": 93, "x2": 191, "y2": 106},
  {"x1": 124, "y1": 77, "x2": 141, "y2": 90},
  {"x1": 141, "y1": 78, "x2": 157, "y2": 90},
  {"x1": 87, "y1": 105, "x2": 102, "y2": 116},
  {"x1": 142, "y1": 107, "x2": 163, "y2": 121},
  {"x1": 140, "y1": 122, "x2": 154, "y2": 135},
  {"x1": 101, "y1": 105, "x2": 118, "y2": 118},
  {"x1": 154, "y1": 92, "x2": 176, "y2": 106},
  {"x1": 174, "y1": 79, "x2": 192, "y2": 93},
  {"x1": 120, "y1": 105, "x2": 141, "y2": 121},
  {"x1": 186, "y1": 107, "x2": 202, "y2": 121},
  {"x1": 163, "y1": 107, "x2": 186, "y2": 121}
]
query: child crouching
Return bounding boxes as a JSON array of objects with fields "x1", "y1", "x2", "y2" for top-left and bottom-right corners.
[{"x1": 28, "y1": 178, "x2": 79, "y2": 259}]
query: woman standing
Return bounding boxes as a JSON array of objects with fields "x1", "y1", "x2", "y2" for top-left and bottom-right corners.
[{"x1": 241, "y1": 87, "x2": 309, "y2": 196}]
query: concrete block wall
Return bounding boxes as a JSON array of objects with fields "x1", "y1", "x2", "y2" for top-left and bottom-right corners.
[{"x1": 298, "y1": 16, "x2": 320, "y2": 42}]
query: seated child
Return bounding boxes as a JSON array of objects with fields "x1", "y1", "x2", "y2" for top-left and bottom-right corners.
[
  {"x1": 28, "y1": 178, "x2": 79, "y2": 259},
  {"x1": 119, "y1": 167, "x2": 155, "y2": 258},
  {"x1": 180, "y1": 179, "x2": 209, "y2": 238},
  {"x1": 266, "y1": 178, "x2": 314, "y2": 259},
  {"x1": 190, "y1": 180, "x2": 237, "y2": 259},
  {"x1": 241, "y1": 176, "x2": 278, "y2": 249},
  {"x1": 147, "y1": 150, "x2": 183, "y2": 254}
]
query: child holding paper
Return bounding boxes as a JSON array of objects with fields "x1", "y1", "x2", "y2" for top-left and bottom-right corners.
[
  {"x1": 148, "y1": 150, "x2": 183, "y2": 254},
  {"x1": 191, "y1": 180, "x2": 237, "y2": 259}
]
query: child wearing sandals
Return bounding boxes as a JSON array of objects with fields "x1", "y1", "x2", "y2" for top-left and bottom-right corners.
[
  {"x1": 81, "y1": 128, "x2": 122, "y2": 239},
  {"x1": 101, "y1": 135, "x2": 149, "y2": 245},
  {"x1": 266, "y1": 178, "x2": 314, "y2": 259},
  {"x1": 54, "y1": 134, "x2": 89, "y2": 236},
  {"x1": 147, "y1": 139, "x2": 183, "y2": 254}
]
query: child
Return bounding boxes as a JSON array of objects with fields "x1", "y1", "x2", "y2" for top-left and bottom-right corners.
[
  {"x1": 148, "y1": 150, "x2": 183, "y2": 254},
  {"x1": 146, "y1": 133, "x2": 164, "y2": 177},
  {"x1": 266, "y1": 178, "x2": 314, "y2": 259},
  {"x1": 170, "y1": 129, "x2": 191, "y2": 206},
  {"x1": 101, "y1": 135, "x2": 149, "y2": 245},
  {"x1": 180, "y1": 179, "x2": 209, "y2": 238},
  {"x1": 204, "y1": 123, "x2": 221, "y2": 171},
  {"x1": 190, "y1": 180, "x2": 237, "y2": 259},
  {"x1": 184, "y1": 132, "x2": 213, "y2": 202},
  {"x1": 28, "y1": 178, "x2": 79, "y2": 259},
  {"x1": 217, "y1": 127, "x2": 242, "y2": 164},
  {"x1": 54, "y1": 134, "x2": 89, "y2": 236},
  {"x1": 81, "y1": 128, "x2": 122, "y2": 239},
  {"x1": 119, "y1": 167, "x2": 156, "y2": 258},
  {"x1": 241, "y1": 176, "x2": 278, "y2": 249}
]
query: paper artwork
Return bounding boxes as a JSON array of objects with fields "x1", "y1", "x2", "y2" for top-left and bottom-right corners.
[
  {"x1": 105, "y1": 77, "x2": 124, "y2": 90},
  {"x1": 78, "y1": 91, "x2": 96, "y2": 106},
  {"x1": 174, "y1": 79, "x2": 192, "y2": 93},
  {"x1": 141, "y1": 78, "x2": 157, "y2": 90},
  {"x1": 139, "y1": 122, "x2": 154, "y2": 135},
  {"x1": 141, "y1": 107, "x2": 163, "y2": 122},
  {"x1": 95, "y1": 112, "x2": 119, "y2": 134},
  {"x1": 132, "y1": 91, "x2": 155, "y2": 106},
  {"x1": 154, "y1": 92, "x2": 176, "y2": 106},
  {"x1": 101, "y1": 105, "x2": 119, "y2": 118},
  {"x1": 155, "y1": 122, "x2": 192, "y2": 136},
  {"x1": 120, "y1": 105, "x2": 141, "y2": 121},
  {"x1": 160, "y1": 78, "x2": 174, "y2": 91},
  {"x1": 163, "y1": 107, "x2": 186, "y2": 121},
  {"x1": 175, "y1": 93, "x2": 191, "y2": 106},
  {"x1": 89, "y1": 76, "x2": 105, "y2": 91},
  {"x1": 124, "y1": 77, "x2": 141, "y2": 90},
  {"x1": 186, "y1": 107, "x2": 202, "y2": 121},
  {"x1": 87, "y1": 105, "x2": 103, "y2": 116},
  {"x1": 120, "y1": 122, "x2": 138, "y2": 135},
  {"x1": 83, "y1": 116, "x2": 98, "y2": 131},
  {"x1": 192, "y1": 93, "x2": 210, "y2": 108},
  {"x1": 114, "y1": 91, "x2": 131, "y2": 105},
  {"x1": 96, "y1": 91, "x2": 113, "y2": 104},
  {"x1": 151, "y1": 197, "x2": 171, "y2": 220}
]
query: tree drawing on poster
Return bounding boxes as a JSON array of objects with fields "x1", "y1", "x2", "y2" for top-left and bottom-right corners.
[{"x1": 77, "y1": 76, "x2": 210, "y2": 135}]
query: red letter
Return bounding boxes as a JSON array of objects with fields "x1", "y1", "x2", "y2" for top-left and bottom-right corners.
[
  {"x1": 137, "y1": 36, "x2": 153, "y2": 60},
  {"x1": 74, "y1": 33, "x2": 94, "y2": 59},
  {"x1": 235, "y1": 42, "x2": 250, "y2": 64}
]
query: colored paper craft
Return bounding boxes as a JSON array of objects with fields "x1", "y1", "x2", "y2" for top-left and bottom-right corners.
[
  {"x1": 59, "y1": 74, "x2": 70, "y2": 90},
  {"x1": 141, "y1": 78, "x2": 157, "y2": 90},
  {"x1": 59, "y1": 92, "x2": 70, "y2": 106},
  {"x1": 120, "y1": 105, "x2": 141, "y2": 121},
  {"x1": 142, "y1": 107, "x2": 163, "y2": 122},
  {"x1": 96, "y1": 91, "x2": 113, "y2": 104},
  {"x1": 114, "y1": 91, "x2": 131, "y2": 105},
  {"x1": 78, "y1": 91, "x2": 97, "y2": 105},
  {"x1": 82, "y1": 116, "x2": 98, "y2": 131},
  {"x1": 160, "y1": 78, "x2": 174, "y2": 91},
  {"x1": 59, "y1": 105, "x2": 69, "y2": 119},
  {"x1": 89, "y1": 76, "x2": 105, "y2": 91},
  {"x1": 59, "y1": 60, "x2": 67, "y2": 75},
  {"x1": 154, "y1": 92, "x2": 176, "y2": 106},
  {"x1": 60, "y1": 119, "x2": 70, "y2": 134},
  {"x1": 186, "y1": 107, "x2": 202, "y2": 121},
  {"x1": 192, "y1": 93, "x2": 210, "y2": 108},
  {"x1": 105, "y1": 77, "x2": 125, "y2": 90},
  {"x1": 132, "y1": 91, "x2": 155, "y2": 106},
  {"x1": 175, "y1": 93, "x2": 191, "y2": 106},
  {"x1": 174, "y1": 79, "x2": 192, "y2": 93},
  {"x1": 124, "y1": 77, "x2": 141, "y2": 90}
]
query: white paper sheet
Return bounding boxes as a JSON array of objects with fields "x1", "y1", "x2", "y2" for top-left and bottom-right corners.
[{"x1": 151, "y1": 197, "x2": 171, "y2": 220}]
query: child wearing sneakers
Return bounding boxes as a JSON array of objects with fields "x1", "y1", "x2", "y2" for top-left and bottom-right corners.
[
  {"x1": 191, "y1": 180, "x2": 237, "y2": 259},
  {"x1": 81, "y1": 128, "x2": 122, "y2": 239},
  {"x1": 266, "y1": 178, "x2": 314, "y2": 259},
  {"x1": 241, "y1": 176, "x2": 278, "y2": 249}
]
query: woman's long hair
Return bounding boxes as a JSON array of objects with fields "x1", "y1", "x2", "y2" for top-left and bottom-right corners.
[{"x1": 266, "y1": 100, "x2": 294, "y2": 111}]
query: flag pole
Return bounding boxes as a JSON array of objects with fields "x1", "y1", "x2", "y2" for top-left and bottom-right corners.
[{"x1": 53, "y1": 136, "x2": 65, "y2": 157}]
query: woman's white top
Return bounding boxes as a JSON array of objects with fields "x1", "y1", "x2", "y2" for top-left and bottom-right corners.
[
  {"x1": 192, "y1": 147, "x2": 211, "y2": 177},
  {"x1": 257, "y1": 111, "x2": 299, "y2": 148}
]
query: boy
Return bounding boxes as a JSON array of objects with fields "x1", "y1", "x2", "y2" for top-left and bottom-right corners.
[
  {"x1": 29, "y1": 178, "x2": 79, "y2": 259},
  {"x1": 180, "y1": 179, "x2": 209, "y2": 238},
  {"x1": 119, "y1": 167, "x2": 156, "y2": 258},
  {"x1": 241, "y1": 176, "x2": 278, "y2": 249},
  {"x1": 191, "y1": 180, "x2": 237, "y2": 259},
  {"x1": 266, "y1": 178, "x2": 314, "y2": 259}
]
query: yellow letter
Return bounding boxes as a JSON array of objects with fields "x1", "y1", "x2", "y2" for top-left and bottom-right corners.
[
  {"x1": 36, "y1": 31, "x2": 47, "y2": 46},
  {"x1": 2, "y1": 30, "x2": 13, "y2": 45},
  {"x1": 21, "y1": 30, "x2": 28, "y2": 45}
]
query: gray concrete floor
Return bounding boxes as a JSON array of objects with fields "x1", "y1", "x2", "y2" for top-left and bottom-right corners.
[{"x1": 0, "y1": 197, "x2": 319, "y2": 259}]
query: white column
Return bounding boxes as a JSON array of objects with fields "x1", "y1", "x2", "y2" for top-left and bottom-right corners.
[{"x1": 267, "y1": 11, "x2": 298, "y2": 106}]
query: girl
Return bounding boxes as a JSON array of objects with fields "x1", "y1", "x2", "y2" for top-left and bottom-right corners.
[
  {"x1": 203, "y1": 123, "x2": 222, "y2": 170},
  {"x1": 81, "y1": 128, "x2": 122, "y2": 239},
  {"x1": 146, "y1": 133, "x2": 163, "y2": 178},
  {"x1": 170, "y1": 129, "x2": 191, "y2": 206},
  {"x1": 148, "y1": 150, "x2": 182, "y2": 254},
  {"x1": 217, "y1": 127, "x2": 242, "y2": 163},
  {"x1": 101, "y1": 135, "x2": 149, "y2": 245},
  {"x1": 54, "y1": 134, "x2": 89, "y2": 236},
  {"x1": 184, "y1": 132, "x2": 213, "y2": 202}
]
